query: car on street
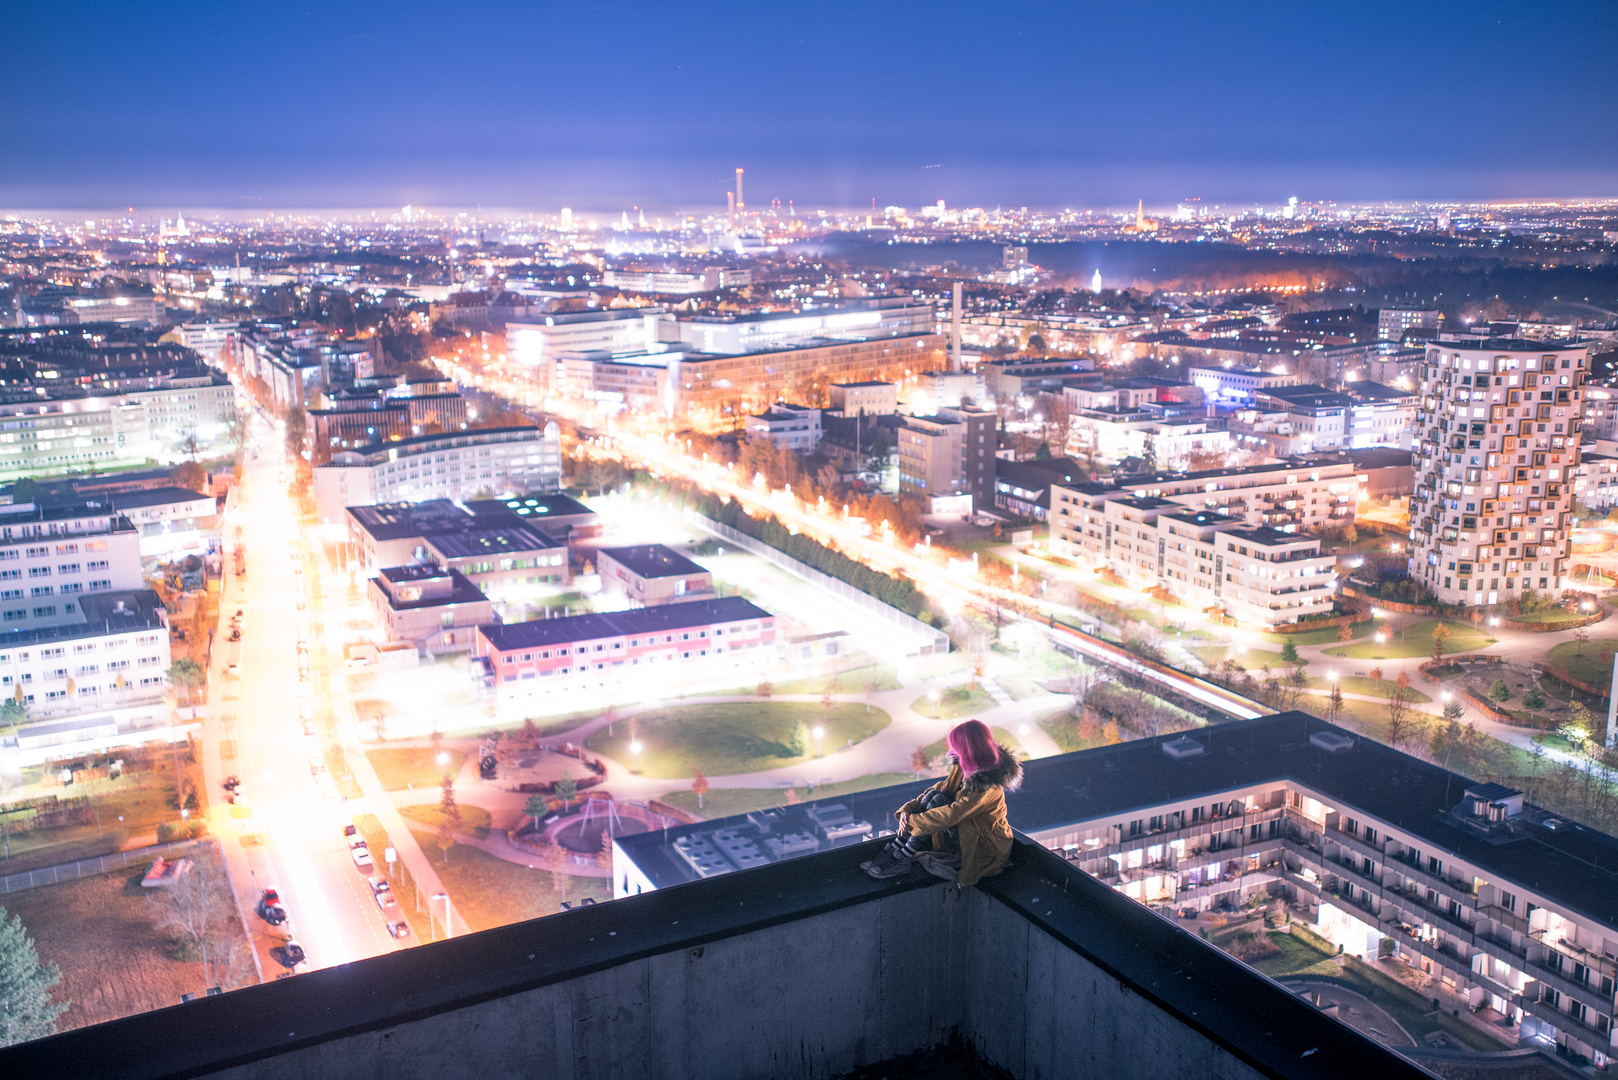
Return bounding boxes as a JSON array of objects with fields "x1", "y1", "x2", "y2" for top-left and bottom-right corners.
[
  {"x1": 281, "y1": 939, "x2": 306, "y2": 968},
  {"x1": 386, "y1": 920, "x2": 410, "y2": 939},
  {"x1": 225, "y1": 663, "x2": 240, "y2": 678},
  {"x1": 256, "y1": 888, "x2": 287, "y2": 925},
  {"x1": 309, "y1": 754, "x2": 326, "y2": 776},
  {"x1": 351, "y1": 844, "x2": 374, "y2": 870},
  {"x1": 344, "y1": 824, "x2": 362, "y2": 846}
]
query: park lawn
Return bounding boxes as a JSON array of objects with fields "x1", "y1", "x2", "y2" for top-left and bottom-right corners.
[
  {"x1": 911, "y1": 685, "x2": 997, "y2": 719},
  {"x1": 1324, "y1": 620, "x2": 1494, "y2": 660},
  {"x1": 1302, "y1": 676, "x2": 1432, "y2": 704},
  {"x1": 1039, "y1": 710, "x2": 1111, "y2": 754},
  {"x1": 1255, "y1": 620, "x2": 1378, "y2": 647},
  {"x1": 1546, "y1": 639, "x2": 1618, "y2": 686},
  {"x1": 400, "y1": 803, "x2": 494, "y2": 840},
  {"x1": 766, "y1": 663, "x2": 903, "y2": 696},
  {"x1": 0, "y1": 766, "x2": 204, "y2": 873},
  {"x1": 1247, "y1": 930, "x2": 1340, "y2": 980},
  {"x1": 660, "y1": 772, "x2": 922, "y2": 819},
  {"x1": 366, "y1": 748, "x2": 468, "y2": 791},
  {"x1": 584, "y1": 701, "x2": 891, "y2": 779},
  {"x1": 1511, "y1": 609, "x2": 1590, "y2": 625},
  {"x1": 407, "y1": 829, "x2": 610, "y2": 934},
  {"x1": 1308, "y1": 696, "x2": 1439, "y2": 747},
  {"x1": 1192, "y1": 646, "x2": 1296, "y2": 671}
]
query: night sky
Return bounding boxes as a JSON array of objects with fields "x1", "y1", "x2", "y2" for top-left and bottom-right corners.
[{"x1": 3, "y1": 0, "x2": 1615, "y2": 213}]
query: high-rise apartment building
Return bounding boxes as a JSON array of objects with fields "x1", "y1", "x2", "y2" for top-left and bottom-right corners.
[{"x1": 1408, "y1": 338, "x2": 1590, "y2": 605}]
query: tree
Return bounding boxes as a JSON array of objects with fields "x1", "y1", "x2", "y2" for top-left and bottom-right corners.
[
  {"x1": 1386, "y1": 672, "x2": 1415, "y2": 748},
  {"x1": 553, "y1": 776, "x2": 578, "y2": 807},
  {"x1": 523, "y1": 794, "x2": 548, "y2": 821},
  {"x1": 1368, "y1": 666, "x2": 1383, "y2": 683},
  {"x1": 784, "y1": 721, "x2": 810, "y2": 758},
  {"x1": 1573, "y1": 623, "x2": 1591, "y2": 658},
  {"x1": 756, "y1": 680, "x2": 774, "y2": 700},
  {"x1": 691, "y1": 768, "x2": 709, "y2": 811},
  {"x1": 167, "y1": 659, "x2": 206, "y2": 716},
  {"x1": 436, "y1": 776, "x2": 461, "y2": 862},
  {"x1": 0, "y1": 906, "x2": 68, "y2": 1045},
  {"x1": 1279, "y1": 640, "x2": 1301, "y2": 665},
  {"x1": 1522, "y1": 687, "x2": 1547, "y2": 711},
  {"x1": 8, "y1": 478, "x2": 38, "y2": 506},
  {"x1": 910, "y1": 743, "x2": 932, "y2": 775},
  {"x1": 1443, "y1": 699, "x2": 1465, "y2": 725},
  {"x1": 1337, "y1": 622, "x2": 1353, "y2": 644},
  {"x1": 1487, "y1": 679, "x2": 1510, "y2": 704},
  {"x1": 1430, "y1": 622, "x2": 1452, "y2": 664},
  {"x1": 0, "y1": 696, "x2": 24, "y2": 733},
  {"x1": 169, "y1": 461, "x2": 207, "y2": 492},
  {"x1": 1326, "y1": 681, "x2": 1345, "y2": 726}
]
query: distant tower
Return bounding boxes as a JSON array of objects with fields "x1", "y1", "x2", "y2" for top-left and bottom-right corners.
[
  {"x1": 1091, "y1": 268, "x2": 1103, "y2": 293},
  {"x1": 637, "y1": 207, "x2": 647, "y2": 228},
  {"x1": 1135, "y1": 201, "x2": 1145, "y2": 231},
  {"x1": 727, "y1": 191, "x2": 736, "y2": 232},
  {"x1": 735, "y1": 168, "x2": 745, "y2": 211},
  {"x1": 560, "y1": 207, "x2": 573, "y2": 230},
  {"x1": 620, "y1": 210, "x2": 630, "y2": 230}
]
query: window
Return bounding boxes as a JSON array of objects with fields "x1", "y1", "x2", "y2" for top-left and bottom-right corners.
[{"x1": 32, "y1": 606, "x2": 54, "y2": 618}]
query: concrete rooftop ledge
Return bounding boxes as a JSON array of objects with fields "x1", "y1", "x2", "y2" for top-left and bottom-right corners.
[{"x1": 2, "y1": 837, "x2": 1435, "y2": 1080}]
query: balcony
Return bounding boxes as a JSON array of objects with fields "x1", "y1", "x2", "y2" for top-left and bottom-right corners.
[{"x1": 0, "y1": 837, "x2": 1432, "y2": 1080}]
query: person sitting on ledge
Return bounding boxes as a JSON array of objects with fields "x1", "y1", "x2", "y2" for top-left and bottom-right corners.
[{"x1": 862, "y1": 719, "x2": 1022, "y2": 886}]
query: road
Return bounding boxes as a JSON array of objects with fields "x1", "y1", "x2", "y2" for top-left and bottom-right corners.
[{"x1": 199, "y1": 412, "x2": 407, "y2": 978}]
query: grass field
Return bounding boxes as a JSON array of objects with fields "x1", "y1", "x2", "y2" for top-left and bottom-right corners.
[
  {"x1": 584, "y1": 701, "x2": 891, "y2": 779},
  {"x1": 0, "y1": 763, "x2": 207, "y2": 874},
  {"x1": 1256, "y1": 619, "x2": 1378, "y2": 647},
  {"x1": 1511, "y1": 609, "x2": 1591, "y2": 626},
  {"x1": 660, "y1": 772, "x2": 922, "y2": 819},
  {"x1": 1191, "y1": 646, "x2": 1296, "y2": 671},
  {"x1": 765, "y1": 663, "x2": 903, "y2": 696},
  {"x1": 1324, "y1": 620, "x2": 1494, "y2": 660},
  {"x1": 1038, "y1": 710, "x2": 1109, "y2": 754},
  {"x1": 1226, "y1": 928, "x2": 1503, "y2": 1051},
  {"x1": 1547, "y1": 639, "x2": 1618, "y2": 686},
  {"x1": 0, "y1": 840, "x2": 255, "y2": 1035},
  {"x1": 407, "y1": 829, "x2": 610, "y2": 934},
  {"x1": 911, "y1": 685, "x2": 996, "y2": 719},
  {"x1": 1303, "y1": 676, "x2": 1432, "y2": 703},
  {"x1": 365, "y1": 748, "x2": 468, "y2": 791},
  {"x1": 400, "y1": 803, "x2": 494, "y2": 840}
]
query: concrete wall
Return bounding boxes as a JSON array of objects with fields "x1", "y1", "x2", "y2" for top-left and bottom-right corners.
[{"x1": 199, "y1": 886, "x2": 1270, "y2": 1080}]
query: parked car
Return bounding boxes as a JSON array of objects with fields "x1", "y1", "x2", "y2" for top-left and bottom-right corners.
[
  {"x1": 351, "y1": 845, "x2": 374, "y2": 870},
  {"x1": 281, "y1": 939, "x2": 306, "y2": 967},
  {"x1": 344, "y1": 824, "x2": 362, "y2": 845},
  {"x1": 225, "y1": 663, "x2": 240, "y2": 679},
  {"x1": 256, "y1": 889, "x2": 287, "y2": 925},
  {"x1": 221, "y1": 775, "x2": 240, "y2": 792},
  {"x1": 386, "y1": 920, "x2": 410, "y2": 939},
  {"x1": 309, "y1": 754, "x2": 327, "y2": 776}
]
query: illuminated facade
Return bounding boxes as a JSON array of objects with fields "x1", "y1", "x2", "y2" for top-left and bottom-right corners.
[{"x1": 1407, "y1": 338, "x2": 1590, "y2": 605}]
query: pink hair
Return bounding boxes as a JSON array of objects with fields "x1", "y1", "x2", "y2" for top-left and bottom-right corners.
[{"x1": 946, "y1": 720, "x2": 999, "y2": 777}]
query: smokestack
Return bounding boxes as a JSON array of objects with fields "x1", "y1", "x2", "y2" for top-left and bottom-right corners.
[
  {"x1": 735, "y1": 168, "x2": 745, "y2": 211},
  {"x1": 951, "y1": 282, "x2": 963, "y2": 373},
  {"x1": 727, "y1": 191, "x2": 736, "y2": 232}
]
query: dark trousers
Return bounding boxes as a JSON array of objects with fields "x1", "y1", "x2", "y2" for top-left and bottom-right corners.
[{"x1": 889, "y1": 788, "x2": 956, "y2": 858}]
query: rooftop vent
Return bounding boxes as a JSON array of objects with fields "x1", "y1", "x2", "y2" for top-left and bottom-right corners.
[
  {"x1": 1161, "y1": 736, "x2": 1204, "y2": 760},
  {"x1": 1309, "y1": 731, "x2": 1355, "y2": 754}
]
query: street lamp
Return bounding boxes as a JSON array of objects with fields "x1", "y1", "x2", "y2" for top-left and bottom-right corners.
[
  {"x1": 431, "y1": 892, "x2": 451, "y2": 941},
  {"x1": 813, "y1": 725, "x2": 824, "y2": 757},
  {"x1": 629, "y1": 740, "x2": 643, "y2": 773},
  {"x1": 928, "y1": 689, "x2": 940, "y2": 719}
]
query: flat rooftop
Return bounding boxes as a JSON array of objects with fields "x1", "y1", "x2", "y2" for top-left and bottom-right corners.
[
  {"x1": 425, "y1": 525, "x2": 563, "y2": 559},
  {"x1": 599, "y1": 543, "x2": 706, "y2": 580},
  {"x1": 479, "y1": 595, "x2": 769, "y2": 652}
]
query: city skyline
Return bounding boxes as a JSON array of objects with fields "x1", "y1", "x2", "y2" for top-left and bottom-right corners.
[{"x1": 2, "y1": 1, "x2": 1615, "y2": 210}]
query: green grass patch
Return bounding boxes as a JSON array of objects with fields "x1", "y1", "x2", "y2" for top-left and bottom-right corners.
[
  {"x1": 1324, "y1": 620, "x2": 1493, "y2": 660},
  {"x1": 1302, "y1": 676, "x2": 1431, "y2": 704},
  {"x1": 1192, "y1": 646, "x2": 1296, "y2": 671},
  {"x1": 1038, "y1": 710, "x2": 1106, "y2": 754},
  {"x1": 366, "y1": 748, "x2": 468, "y2": 791},
  {"x1": 911, "y1": 685, "x2": 997, "y2": 719},
  {"x1": 1247, "y1": 930, "x2": 1341, "y2": 980},
  {"x1": 1331, "y1": 956, "x2": 1506, "y2": 1052},
  {"x1": 766, "y1": 663, "x2": 903, "y2": 696},
  {"x1": 1256, "y1": 619, "x2": 1377, "y2": 647},
  {"x1": 400, "y1": 803, "x2": 493, "y2": 840},
  {"x1": 407, "y1": 829, "x2": 611, "y2": 934},
  {"x1": 1546, "y1": 639, "x2": 1618, "y2": 686},
  {"x1": 584, "y1": 701, "x2": 891, "y2": 779},
  {"x1": 660, "y1": 772, "x2": 920, "y2": 819},
  {"x1": 1512, "y1": 609, "x2": 1589, "y2": 625}
]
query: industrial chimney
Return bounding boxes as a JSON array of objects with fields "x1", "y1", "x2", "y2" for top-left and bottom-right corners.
[{"x1": 951, "y1": 282, "x2": 963, "y2": 372}]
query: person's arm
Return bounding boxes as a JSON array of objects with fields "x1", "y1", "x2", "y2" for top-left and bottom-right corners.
[
  {"x1": 904, "y1": 787, "x2": 992, "y2": 833},
  {"x1": 897, "y1": 781, "x2": 945, "y2": 818}
]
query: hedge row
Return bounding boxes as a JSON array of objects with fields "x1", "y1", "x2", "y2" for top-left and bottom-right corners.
[{"x1": 690, "y1": 493, "x2": 933, "y2": 621}]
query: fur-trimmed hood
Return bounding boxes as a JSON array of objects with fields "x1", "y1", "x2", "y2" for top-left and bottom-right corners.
[{"x1": 962, "y1": 743, "x2": 1022, "y2": 795}]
